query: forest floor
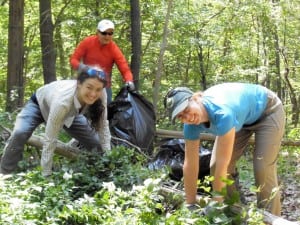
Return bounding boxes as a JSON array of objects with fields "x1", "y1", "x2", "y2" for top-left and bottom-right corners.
[{"x1": 239, "y1": 150, "x2": 300, "y2": 222}]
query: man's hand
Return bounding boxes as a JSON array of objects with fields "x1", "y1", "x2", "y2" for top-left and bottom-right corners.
[
  {"x1": 78, "y1": 63, "x2": 90, "y2": 73},
  {"x1": 126, "y1": 81, "x2": 135, "y2": 91}
]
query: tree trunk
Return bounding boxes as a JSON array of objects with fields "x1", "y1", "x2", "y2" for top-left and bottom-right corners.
[
  {"x1": 197, "y1": 43, "x2": 207, "y2": 90},
  {"x1": 53, "y1": 0, "x2": 73, "y2": 79},
  {"x1": 280, "y1": 44, "x2": 299, "y2": 127},
  {"x1": 152, "y1": 0, "x2": 173, "y2": 114},
  {"x1": 27, "y1": 135, "x2": 79, "y2": 159},
  {"x1": 273, "y1": 31, "x2": 282, "y2": 99},
  {"x1": 54, "y1": 23, "x2": 69, "y2": 79},
  {"x1": 6, "y1": 0, "x2": 24, "y2": 112},
  {"x1": 130, "y1": 0, "x2": 141, "y2": 91},
  {"x1": 0, "y1": 125, "x2": 79, "y2": 159},
  {"x1": 39, "y1": 0, "x2": 56, "y2": 84},
  {"x1": 156, "y1": 128, "x2": 300, "y2": 146}
]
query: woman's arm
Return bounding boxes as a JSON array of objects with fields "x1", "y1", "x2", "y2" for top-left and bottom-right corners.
[
  {"x1": 212, "y1": 127, "x2": 235, "y2": 199},
  {"x1": 41, "y1": 105, "x2": 68, "y2": 176},
  {"x1": 183, "y1": 139, "x2": 200, "y2": 204}
]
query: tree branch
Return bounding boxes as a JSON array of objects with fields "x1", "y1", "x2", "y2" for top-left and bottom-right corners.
[{"x1": 1, "y1": 125, "x2": 79, "y2": 159}]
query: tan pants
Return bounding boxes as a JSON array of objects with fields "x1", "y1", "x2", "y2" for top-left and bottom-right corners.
[{"x1": 210, "y1": 90, "x2": 285, "y2": 216}]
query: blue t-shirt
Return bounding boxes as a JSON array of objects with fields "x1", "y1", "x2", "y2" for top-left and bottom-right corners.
[{"x1": 184, "y1": 83, "x2": 268, "y2": 140}]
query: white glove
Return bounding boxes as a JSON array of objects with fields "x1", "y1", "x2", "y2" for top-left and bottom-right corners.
[
  {"x1": 126, "y1": 81, "x2": 135, "y2": 91},
  {"x1": 78, "y1": 63, "x2": 90, "y2": 73}
]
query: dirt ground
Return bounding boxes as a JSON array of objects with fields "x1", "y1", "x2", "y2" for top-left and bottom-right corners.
[
  {"x1": 240, "y1": 150, "x2": 300, "y2": 222},
  {"x1": 281, "y1": 171, "x2": 300, "y2": 221}
]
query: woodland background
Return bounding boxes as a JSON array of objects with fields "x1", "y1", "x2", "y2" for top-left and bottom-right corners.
[
  {"x1": 1, "y1": 0, "x2": 300, "y2": 128},
  {"x1": 0, "y1": 0, "x2": 300, "y2": 224}
]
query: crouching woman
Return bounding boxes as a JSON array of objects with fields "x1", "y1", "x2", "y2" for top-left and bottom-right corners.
[{"x1": 0, "y1": 68, "x2": 111, "y2": 176}]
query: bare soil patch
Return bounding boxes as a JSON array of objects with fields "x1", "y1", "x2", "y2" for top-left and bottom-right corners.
[{"x1": 240, "y1": 150, "x2": 300, "y2": 222}]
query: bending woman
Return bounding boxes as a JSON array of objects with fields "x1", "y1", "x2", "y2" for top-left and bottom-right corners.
[
  {"x1": 0, "y1": 68, "x2": 111, "y2": 176},
  {"x1": 164, "y1": 83, "x2": 285, "y2": 216}
]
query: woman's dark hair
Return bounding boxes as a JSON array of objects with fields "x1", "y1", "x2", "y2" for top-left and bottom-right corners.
[
  {"x1": 77, "y1": 71, "x2": 105, "y2": 130},
  {"x1": 87, "y1": 99, "x2": 104, "y2": 130}
]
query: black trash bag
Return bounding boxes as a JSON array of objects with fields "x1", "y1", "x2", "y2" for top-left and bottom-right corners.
[
  {"x1": 148, "y1": 138, "x2": 212, "y2": 181},
  {"x1": 108, "y1": 87, "x2": 156, "y2": 156}
]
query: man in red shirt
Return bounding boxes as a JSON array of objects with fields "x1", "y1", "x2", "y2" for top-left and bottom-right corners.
[{"x1": 70, "y1": 19, "x2": 135, "y2": 103}]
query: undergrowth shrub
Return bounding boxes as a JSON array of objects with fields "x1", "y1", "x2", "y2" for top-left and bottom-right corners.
[
  {"x1": 0, "y1": 145, "x2": 266, "y2": 225},
  {"x1": 0, "y1": 111, "x2": 268, "y2": 224}
]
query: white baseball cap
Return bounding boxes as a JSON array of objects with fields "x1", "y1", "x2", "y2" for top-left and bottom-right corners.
[{"x1": 97, "y1": 19, "x2": 115, "y2": 32}]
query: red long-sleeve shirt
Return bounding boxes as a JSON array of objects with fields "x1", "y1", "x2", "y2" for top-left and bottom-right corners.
[{"x1": 70, "y1": 35, "x2": 133, "y2": 88}]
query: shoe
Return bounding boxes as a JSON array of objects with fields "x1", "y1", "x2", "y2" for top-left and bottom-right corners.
[{"x1": 67, "y1": 138, "x2": 86, "y2": 150}]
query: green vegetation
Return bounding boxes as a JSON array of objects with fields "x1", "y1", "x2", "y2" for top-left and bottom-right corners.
[
  {"x1": 0, "y1": 142, "x2": 266, "y2": 225},
  {"x1": 2, "y1": 114, "x2": 300, "y2": 224},
  {"x1": 1, "y1": 0, "x2": 300, "y2": 223}
]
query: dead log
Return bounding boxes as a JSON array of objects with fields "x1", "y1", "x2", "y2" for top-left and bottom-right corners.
[
  {"x1": 1, "y1": 125, "x2": 79, "y2": 159},
  {"x1": 27, "y1": 135, "x2": 79, "y2": 159},
  {"x1": 156, "y1": 128, "x2": 216, "y2": 141},
  {"x1": 159, "y1": 185, "x2": 300, "y2": 225},
  {"x1": 156, "y1": 128, "x2": 300, "y2": 146}
]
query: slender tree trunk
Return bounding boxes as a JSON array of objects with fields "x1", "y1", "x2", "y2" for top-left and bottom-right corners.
[
  {"x1": 130, "y1": 0, "x2": 141, "y2": 91},
  {"x1": 153, "y1": 0, "x2": 173, "y2": 114},
  {"x1": 273, "y1": 31, "x2": 281, "y2": 98},
  {"x1": 197, "y1": 44, "x2": 207, "y2": 90},
  {"x1": 259, "y1": 12, "x2": 270, "y2": 87},
  {"x1": 6, "y1": 0, "x2": 24, "y2": 112},
  {"x1": 39, "y1": 0, "x2": 56, "y2": 84},
  {"x1": 184, "y1": 50, "x2": 192, "y2": 84},
  {"x1": 270, "y1": 0, "x2": 282, "y2": 99},
  {"x1": 55, "y1": 23, "x2": 69, "y2": 79},
  {"x1": 53, "y1": 0, "x2": 72, "y2": 79}
]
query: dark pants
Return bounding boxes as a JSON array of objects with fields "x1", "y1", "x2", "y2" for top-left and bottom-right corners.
[{"x1": 0, "y1": 100, "x2": 101, "y2": 174}]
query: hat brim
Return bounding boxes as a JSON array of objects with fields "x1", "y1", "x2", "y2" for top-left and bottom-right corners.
[
  {"x1": 171, "y1": 99, "x2": 189, "y2": 120},
  {"x1": 99, "y1": 26, "x2": 114, "y2": 32}
]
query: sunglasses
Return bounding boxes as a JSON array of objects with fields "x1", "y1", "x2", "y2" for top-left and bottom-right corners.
[
  {"x1": 100, "y1": 31, "x2": 114, "y2": 36},
  {"x1": 86, "y1": 69, "x2": 107, "y2": 85}
]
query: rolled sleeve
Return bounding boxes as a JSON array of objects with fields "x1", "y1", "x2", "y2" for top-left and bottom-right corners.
[
  {"x1": 41, "y1": 105, "x2": 68, "y2": 176},
  {"x1": 41, "y1": 138, "x2": 57, "y2": 176}
]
